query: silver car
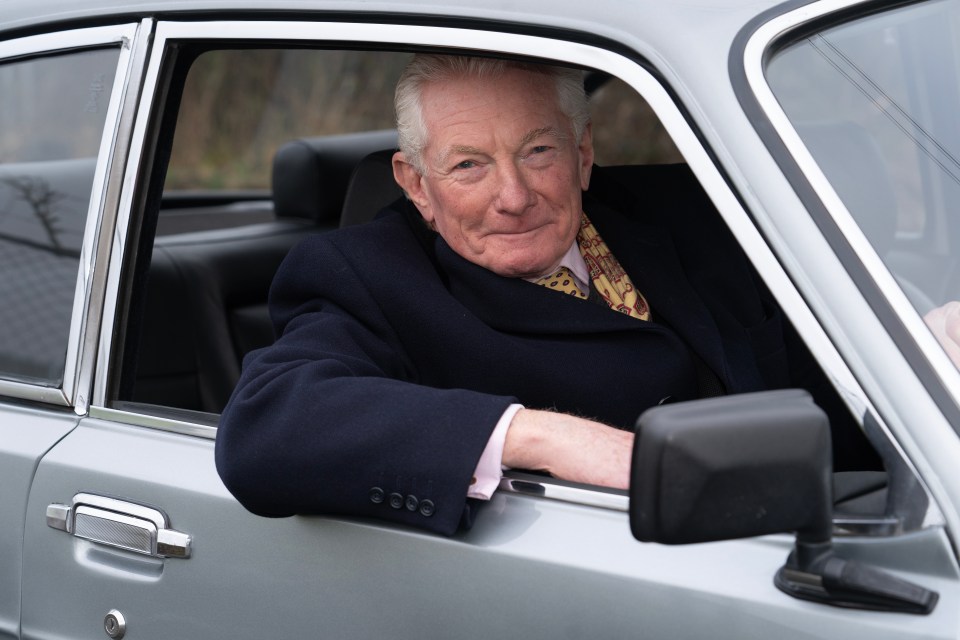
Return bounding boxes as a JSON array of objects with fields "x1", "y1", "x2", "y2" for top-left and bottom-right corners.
[{"x1": 3, "y1": 0, "x2": 960, "y2": 637}]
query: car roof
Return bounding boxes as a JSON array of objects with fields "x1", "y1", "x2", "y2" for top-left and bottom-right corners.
[{"x1": 0, "y1": 0, "x2": 794, "y2": 49}]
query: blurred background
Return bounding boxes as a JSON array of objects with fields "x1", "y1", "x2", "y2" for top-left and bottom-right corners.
[{"x1": 165, "y1": 49, "x2": 682, "y2": 192}]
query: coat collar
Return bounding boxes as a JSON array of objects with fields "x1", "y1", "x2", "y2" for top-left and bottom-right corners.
[{"x1": 427, "y1": 195, "x2": 731, "y2": 384}]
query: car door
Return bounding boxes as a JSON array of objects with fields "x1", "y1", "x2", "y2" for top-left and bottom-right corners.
[
  {"x1": 0, "y1": 22, "x2": 141, "y2": 640},
  {"x1": 15, "y1": 10, "x2": 960, "y2": 640}
]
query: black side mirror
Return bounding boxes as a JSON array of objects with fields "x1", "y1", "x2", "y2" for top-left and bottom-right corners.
[
  {"x1": 630, "y1": 389, "x2": 832, "y2": 544},
  {"x1": 629, "y1": 389, "x2": 937, "y2": 614}
]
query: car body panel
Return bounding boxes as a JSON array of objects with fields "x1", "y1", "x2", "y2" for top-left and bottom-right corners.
[
  {"x1": 740, "y1": 0, "x2": 960, "y2": 546},
  {"x1": 3, "y1": 0, "x2": 960, "y2": 637},
  {"x1": 19, "y1": 417, "x2": 960, "y2": 638},
  {"x1": 0, "y1": 409, "x2": 76, "y2": 640}
]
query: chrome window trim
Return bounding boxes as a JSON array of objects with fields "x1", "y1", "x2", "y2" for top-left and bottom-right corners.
[
  {"x1": 500, "y1": 472, "x2": 629, "y2": 512},
  {"x1": 0, "y1": 23, "x2": 140, "y2": 407},
  {"x1": 499, "y1": 470, "x2": 905, "y2": 536},
  {"x1": 0, "y1": 24, "x2": 131, "y2": 61},
  {"x1": 90, "y1": 405, "x2": 218, "y2": 440},
  {"x1": 71, "y1": 19, "x2": 154, "y2": 415},
  {"x1": 744, "y1": 0, "x2": 959, "y2": 536},
  {"x1": 95, "y1": 19, "x2": 894, "y2": 516}
]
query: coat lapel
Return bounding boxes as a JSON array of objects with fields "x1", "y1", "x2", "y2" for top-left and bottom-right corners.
[
  {"x1": 430, "y1": 196, "x2": 732, "y2": 388},
  {"x1": 585, "y1": 197, "x2": 732, "y2": 386},
  {"x1": 436, "y1": 238, "x2": 636, "y2": 336}
]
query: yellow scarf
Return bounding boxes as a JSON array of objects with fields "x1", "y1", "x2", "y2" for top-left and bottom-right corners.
[
  {"x1": 535, "y1": 213, "x2": 650, "y2": 321},
  {"x1": 578, "y1": 212, "x2": 651, "y2": 321}
]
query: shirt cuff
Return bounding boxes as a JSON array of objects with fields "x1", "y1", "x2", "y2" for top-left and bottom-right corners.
[{"x1": 467, "y1": 403, "x2": 523, "y2": 500}]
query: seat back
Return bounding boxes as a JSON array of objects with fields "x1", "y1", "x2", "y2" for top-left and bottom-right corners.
[
  {"x1": 273, "y1": 129, "x2": 398, "y2": 224},
  {"x1": 340, "y1": 149, "x2": 405, "y2": 227},
  {"x1": 131, "y1": 131, "x2": 399, "y2": 413}
]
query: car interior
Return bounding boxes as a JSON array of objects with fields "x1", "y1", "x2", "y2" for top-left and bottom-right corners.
[
  {"x1": 96, "y1": 45, "x2": 901, "y2": 526},
  {"x1": 123, "y1": 129, "x2": 401, "y2": 415}
]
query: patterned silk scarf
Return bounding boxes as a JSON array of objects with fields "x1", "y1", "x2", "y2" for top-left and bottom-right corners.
[{"x1": 536, "y1": 213, "x2": 651, "y2": 321}]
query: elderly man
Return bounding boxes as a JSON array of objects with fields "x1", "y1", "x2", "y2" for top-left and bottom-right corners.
[{"x1": 215, "y1": 54, "x2": 870, "y2": 535}]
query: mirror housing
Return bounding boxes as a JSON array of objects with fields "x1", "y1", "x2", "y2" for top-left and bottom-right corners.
[
  {"x1": 629, "y1": 389, "x2": 937, "y2": 614},
  {"x1": 630, "y1": 389, "x2": 832, "y2": 545}
]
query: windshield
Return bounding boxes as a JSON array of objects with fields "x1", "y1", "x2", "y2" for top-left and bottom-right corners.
[{"x1": 767, "y1": 0, "x2": 960, "y2": 369}]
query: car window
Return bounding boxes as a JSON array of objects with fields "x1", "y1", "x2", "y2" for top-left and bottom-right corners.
[
  {"x1": 115, "y1": 37, "x2": 875, "y2": 477},
  {"x1": 766, "y1": 0, "x2": 960, "y2": 317},
  {"x1": 589, "y1": 75, "x2": 682, "y2": 166},
  {"x1": 102, "y1": 28, "x2": 881, "y2": 522},
  {"x1": 0, "y1": 47, "x2": 120, "y2": 386},
  {"x1": 166, "y1": 49, "x2": 405, "y2": 193},
  {"x1": 165, "y1": 50, "x2": 680, "y2": 192},
  {"x1": 117, "y1": 47, "x2": 681, "y2": 415}
]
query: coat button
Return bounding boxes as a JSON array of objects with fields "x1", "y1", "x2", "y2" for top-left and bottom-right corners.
[
  {"x1": 389, "y1": 492, "x2": 404, "y2": 509},
  {"x1": 404, "y1": 495, "x2": 419, "y2": 512},
  {"x1": 369, "y1": 487, "x2": 385, "y2": 504},
  {"x1": 419, "y1": 500, "x2": 435, "y2": 517}
]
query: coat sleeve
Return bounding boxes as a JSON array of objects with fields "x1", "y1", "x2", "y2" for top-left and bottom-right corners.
[{"x1": 215, "y1": 233, "x2": 516, "y2": 535}]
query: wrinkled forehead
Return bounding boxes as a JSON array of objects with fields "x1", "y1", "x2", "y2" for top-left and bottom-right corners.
[
  {"x1": 419, "y1": 69, "x2": 568, "y2": 149},
  {"x1": 421, "y1": 64, "x2": 559, "y2": 107}
]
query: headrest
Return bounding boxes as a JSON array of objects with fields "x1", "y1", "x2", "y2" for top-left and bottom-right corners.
[
  {"x1": 271, "y1": 129, "x2": 398, "y2": 224},
  {"x1": 340, "y1": 149, "x2": 405, "y2": 227}
]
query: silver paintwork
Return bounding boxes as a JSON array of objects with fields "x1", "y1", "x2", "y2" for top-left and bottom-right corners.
[
  {"x1": 4, "y1": 0, "x2": 960, "y2": 638},
  {"x1": 91, "y1": 18, "x2": 910, "y2": 524},
  {"x1": 744, "y1": 0, "x2": 960, "y2": 552}
]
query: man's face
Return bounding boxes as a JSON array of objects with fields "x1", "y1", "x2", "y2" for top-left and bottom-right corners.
[{"x1": 393, "y1": 67, "x2": 594, "y2": 279}]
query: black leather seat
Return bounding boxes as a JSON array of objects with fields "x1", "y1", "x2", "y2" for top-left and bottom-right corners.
[
  {"x1": 274, "y1": 129, "x2": 398, "y2": 224},
  {"x1": 340, "y1": 148, "x2": 404, "y2": 227},
  {"x1": 130, "y1": 131, "x2": 398, "y2": 413}
]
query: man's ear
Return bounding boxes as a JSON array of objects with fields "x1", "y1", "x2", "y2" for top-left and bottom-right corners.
[
  {"x1": 578, "y1": 123, "x2": 595, "y2": 191},
  {"x1": 392, "y1": 152, "x2": 433, "y2": 222}
]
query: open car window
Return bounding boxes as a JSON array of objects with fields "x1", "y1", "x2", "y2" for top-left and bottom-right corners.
[
  {"x1": 100, "y1": 25, "x2": 884, "y2": 522},
  {"x1": 119, "y1": 46, "x2": 684, "y2": 417}
]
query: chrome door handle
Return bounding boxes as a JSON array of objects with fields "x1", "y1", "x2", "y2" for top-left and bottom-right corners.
[{"x1": 47, "y1": 493, "x2": 191, "y2": 559}]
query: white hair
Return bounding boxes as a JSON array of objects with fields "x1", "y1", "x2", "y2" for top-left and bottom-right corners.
[{"x1": 395, "y1": 54, "x2": 590, "y2": 174}]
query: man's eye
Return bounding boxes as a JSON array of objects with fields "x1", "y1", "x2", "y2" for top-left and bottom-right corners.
[
  {"x1": 455, "y1": 160, "x2": 476, "y2": 170},
  {"x1": 523, "y1": 145, "x2": 554, "y2": 161}
]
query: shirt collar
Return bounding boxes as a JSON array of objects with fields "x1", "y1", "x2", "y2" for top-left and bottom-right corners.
[{"x1": 524, "y1": 241, "x2": 590, "y2": 293}]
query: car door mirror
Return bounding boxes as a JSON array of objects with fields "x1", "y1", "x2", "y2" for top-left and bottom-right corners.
[
  {"x1": 628, "y1": 389, "x2": 938, "y2": 614},
  {"x1": 629, "y1": 388, "x2": 832, "y2": 545}
]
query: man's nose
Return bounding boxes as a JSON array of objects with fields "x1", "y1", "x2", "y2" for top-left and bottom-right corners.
[{"x1": 494, "y1": 163, "x2": 536, "y2": 214}]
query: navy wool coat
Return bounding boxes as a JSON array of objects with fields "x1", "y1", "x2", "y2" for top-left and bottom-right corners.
[{"x1": 215, "y1": 164, "x2": 850, "y2": 536}]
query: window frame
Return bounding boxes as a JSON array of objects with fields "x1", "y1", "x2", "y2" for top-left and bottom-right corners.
[
  {"x1": 747, "y1": 0, "x2": 960, "y2": 399},
  {"x1": 91, "y1": 17, "x2": 899, "y2": 516},
  {"x1": 0, "y1": 22, "x2": 146, "y2": 407},
  {"x1": 742, "y1": 0, "x2": 960, "y2": 537}
]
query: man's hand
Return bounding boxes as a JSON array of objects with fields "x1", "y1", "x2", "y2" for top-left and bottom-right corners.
[
  {"x1": 502, "y1": 408, "x2": 633, "y2": 490},
  {"x1": 925, "y1": 301, "x2": 960, "y2": 368}
]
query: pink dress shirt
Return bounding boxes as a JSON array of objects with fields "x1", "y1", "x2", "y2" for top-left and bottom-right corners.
[{"x1": 467, "y1": 242, "x2": 590, "y2": 499}]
